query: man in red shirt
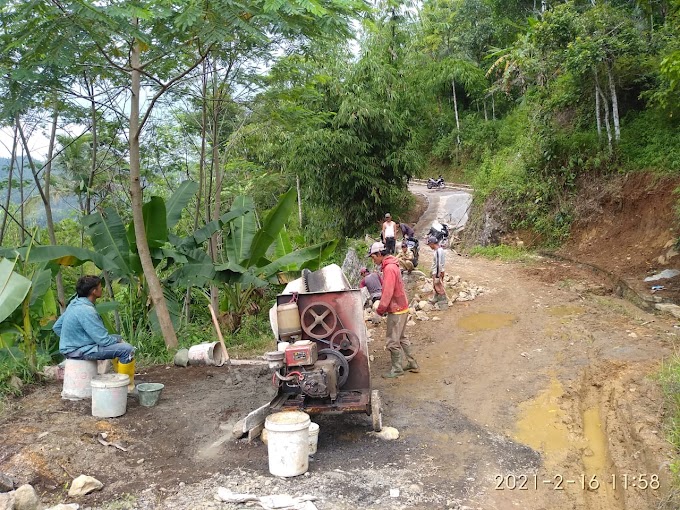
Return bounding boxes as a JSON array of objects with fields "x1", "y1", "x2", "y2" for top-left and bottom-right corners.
[{"x1": 369, "y1": 242, "x2": 419, "y2": 378}]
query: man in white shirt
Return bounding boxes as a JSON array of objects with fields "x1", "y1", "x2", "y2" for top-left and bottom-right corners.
[{"x1": 382, "y1": 213, "x2": 397, "y2": 255}]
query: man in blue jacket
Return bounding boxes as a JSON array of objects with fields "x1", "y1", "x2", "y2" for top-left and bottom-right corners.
[{"x1": 54, "y1": 276, "x2": 135, "y2": 386}]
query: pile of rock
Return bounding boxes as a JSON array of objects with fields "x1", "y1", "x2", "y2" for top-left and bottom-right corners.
[
  {"x1": 0, "y1": 473, "x2": 102, "y2": 510},
  {"x1": 362, "y1": 274, "x2": 488, "y2": 325}
]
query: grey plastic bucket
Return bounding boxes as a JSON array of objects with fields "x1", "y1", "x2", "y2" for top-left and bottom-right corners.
[
  {"x1": 137, "y1": 383, "x2": 165, "y2": 407},
  {"x1": 91, "y1": 374, "x2": 129, "y2": 418}
]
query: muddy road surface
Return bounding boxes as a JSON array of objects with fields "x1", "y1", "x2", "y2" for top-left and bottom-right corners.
[{"x1": 1, "y1": 191, "x2": 678, "y2": 510}]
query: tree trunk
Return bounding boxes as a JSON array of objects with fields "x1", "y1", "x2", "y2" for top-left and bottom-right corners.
[
  {"x1": 43, "y1": 102, "x2": 67, "y2": 312},
  {"x1": 451, "y1": 79, "x2": 461, "y2": 147},
  {"x1": 491, "y1": 93, "x2": 496, "y2": 120},
  {"x1": 129, "y1": 23, "x2": 178, "y2": 349},
  {"x1": 85, "y1": 74, "x2": 98, "y2": 216},
  {"x1": 596, "y1": 84, "x2": 612, "y2": 153},
  {"x1": 594, "y1": 70, "x2": 602, "y2": 139},
  {"x1": 606, "y1": 61, "x2": 620, "y2": 141},
  {"x1": 0, "y1": 123, "x2": 17, "y2": 244},
  {"x1": 209, "y1": 56, "x2": 222, "y2": 314},
  {"x1": 483, "y1": 99, "x2": 488, "y2": 121},
  {"x1": 18, "y1": 120, "x2": 25, "y2": 245},
  {"x1": 296, "y1": 174, "x2": 303, "y2": 227}
]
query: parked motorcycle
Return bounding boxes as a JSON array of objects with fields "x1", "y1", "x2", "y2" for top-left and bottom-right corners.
[
  {"x1": 426, "y1": 175, "x2": 445, "y2": 189},
  {"x1": 428, "y1": 220, "x2": 450, "y2": 245}
]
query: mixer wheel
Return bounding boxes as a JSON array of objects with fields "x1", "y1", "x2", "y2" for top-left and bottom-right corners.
[
  {"x1": 371, "y1": 389, "x2": 383, "y2": 432},
  {"x1": 329, "y1": 329, "x2": 360, "y2": 361},
  {"x1": 301, "y1": 302, "x2": 338, "y2": 339}
]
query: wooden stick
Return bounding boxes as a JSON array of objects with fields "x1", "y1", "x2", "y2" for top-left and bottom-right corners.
[{"x1": 208, "y1": 304, "x2": 240, "y2": 383}]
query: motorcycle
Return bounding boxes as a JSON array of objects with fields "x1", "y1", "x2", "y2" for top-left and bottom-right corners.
[
  {"x1": 426, "y1": 175, "x2": 445, "y2": 189},
  {"x1": 428, "y1": 220, "x2": 450, "y2": 245}
]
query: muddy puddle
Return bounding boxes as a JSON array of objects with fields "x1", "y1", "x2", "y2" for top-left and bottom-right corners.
[
  {"x1": 457, "y1": 312, "x2": 516, "y2": 331},
  {"x1": 513, "y1": 377, "x2": 570, "y2": 460}
]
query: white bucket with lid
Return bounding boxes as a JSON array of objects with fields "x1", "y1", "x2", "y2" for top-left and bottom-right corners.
[
  {"x1": 265, "y1": 411, "x2": 310, "y2": 477},
  {"x1": 91, "y1": 374, "x2": 129, "y2": 418},
  {"x1": 308, "y1": 422, "x2": 319, "y2": 455}
]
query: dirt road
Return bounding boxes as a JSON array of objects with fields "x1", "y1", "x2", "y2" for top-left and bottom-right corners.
[{"x1": 1, "y1": 193, "x2": 678, "y2": 510}]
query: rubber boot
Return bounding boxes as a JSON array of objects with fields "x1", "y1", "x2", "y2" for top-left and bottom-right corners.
[
  {"x1": 382, "y1": 350, "x2": 405, "y2": 379},
  {"x1": 402, "y1": 345, "x2": 420, "y2": 373},
  {"x1": 117, "y1": 359, "x2": 136, "y2": 393}
]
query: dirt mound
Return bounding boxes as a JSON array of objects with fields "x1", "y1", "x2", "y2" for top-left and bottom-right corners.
[{"x1": 560, "y1": 172, "x2": 680, "y2": 302}]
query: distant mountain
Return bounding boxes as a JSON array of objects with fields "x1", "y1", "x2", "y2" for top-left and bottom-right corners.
[{"x1": 0, "y1": 157, "x2": 80, "y2": 227}]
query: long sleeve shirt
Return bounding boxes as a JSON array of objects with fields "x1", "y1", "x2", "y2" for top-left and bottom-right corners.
[
  {"x1": 53, "y1": 297, "x2": 119, "y2": 356},
  {"x1": 431, "y1": 247, "x2": 446, "y2": 276},
  {"x1": 376, "y1": 256, "x2": 409, "y2": 315}
]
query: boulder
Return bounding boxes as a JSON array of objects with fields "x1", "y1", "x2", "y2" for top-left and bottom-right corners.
[
  {"x1": 368, "y1": 426, "x2": 399, "y2": 440},
  {"x1": 68, "y1": 475, "x2": 103, "y2": 497},
  {"x1": 420, "y1": 283, "x2": 433, "y2": 294},
  {"x1": 0, "y1": 474, "x2": 14, "y2": 493},
  {"x1": 415, "y1": 311, "x2": 429, "y2": 321},
  {"x1": 0, "y1": 492, "x2": 15, "y2": 510},
  {"x1": 45, "y1": 505, "x2": 80, "y2": 510},
  {"x1": 655, "y1": 303, "x2": 680, "y2": 319},
  {"x1": 14, "y1": 484, "x2": 40, "y2": 510}
]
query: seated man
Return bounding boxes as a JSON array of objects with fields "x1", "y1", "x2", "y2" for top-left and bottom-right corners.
[
  {"x1": 396, "y1": 242, "x2": 415, "y2": 273},
  {"x1": 54, "y1": 276, "x2": 135, "y2": 382},
  {"x1": 359, "y1": 266, "x2": 383, "y2": 304}
]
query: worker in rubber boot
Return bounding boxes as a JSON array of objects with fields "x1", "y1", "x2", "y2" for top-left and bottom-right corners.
[
  {"x1": 369, "y1": 242, "x2": 419, "y2": 378},
  {"x1": 54, "y1": 275, "x2": 136, "y2": 392}
]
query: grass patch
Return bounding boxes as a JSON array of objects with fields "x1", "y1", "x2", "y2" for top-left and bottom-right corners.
[
  {"x1": 469, "y1": 244, "x2": 532, "y2": 261},
  {"x1": 658, "y1": 354, "x2": 680, "y2": 485}
]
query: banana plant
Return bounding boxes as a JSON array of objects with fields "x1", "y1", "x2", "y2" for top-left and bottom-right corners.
[{"x1": 168, "y1": 188, "x2": 337, "y2": 332}]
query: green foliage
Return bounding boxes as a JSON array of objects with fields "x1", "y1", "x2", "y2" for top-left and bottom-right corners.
[
  {"x1": 469, "y1": 244, "x2": 531, "y2": 261},
  {"x1": 619, "y1": 110, "x2": 680, "y2": 172},
  {"x1": 658, "y1": 354, "x2": 680, "y2": 483}
]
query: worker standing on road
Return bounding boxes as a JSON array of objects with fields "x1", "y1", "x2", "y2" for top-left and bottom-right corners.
[
  {"x1": 427, "y1": 236, "x2": 448, "y2": 304},
  {"x1": 369, "y1": 242, "x2": 419, "y2": 378},
  {"x1": 382, "y1": 213, "x2": 397, "y2": 255}
]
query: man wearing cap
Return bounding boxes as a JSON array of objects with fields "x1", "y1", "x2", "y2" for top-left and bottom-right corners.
[
  {"x1": 396, "y1": 241, "x2": 415, "y2": 273},
  {"x1": 427, "y1": 236, "x2": 448, "y2": 303},
  {"x1": 359, "y1": 266, "x2": 382, "y2": 304},
  {"x1": 381, "y1": 213, "x2": 397, "y2": 255},
  {"x1": 368, "y1": 242, "x2": 419, "y2": 378}
]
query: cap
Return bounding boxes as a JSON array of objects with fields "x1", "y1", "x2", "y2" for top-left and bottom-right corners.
[
  {"x1": 427, "y1": 235, "x2": 438, "y2": 244},
  {"x1": 384, "y1": 213, "x2": 391, "y2": 218},
  {"x1": 368, "y1": 242, "x2": 385, "y2": 256},
  {"x1": 360, "y1": 266, "x2": 368, "y2": 274}
]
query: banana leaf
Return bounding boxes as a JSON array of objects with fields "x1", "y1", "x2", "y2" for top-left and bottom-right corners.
[
  {"x1": 259, "y1": 240, "x2": 338, "y2": 280},
  {"x1": 247, "y1": 188, "x2": 296, "y2": 268},
  {"x1": 28, "y1": 268, "x2": 52, "y2": 308},
  {"x1": 0, "y1": 246, "x2": 116, "y2": 273},
  {"x1": 83, "y1": 207, "x2": 131, "y2": 278},
  {"x1": 126, "y1": 196, "x2": 168, "y2": 251},
  {"x1": 0, "y1": 258, "x2": 31, "y2": 324},
  {"x1": 273, "y1": 225, "x2": 294, "y2": 260},
  {"x1": 182, "y1": 207, "x2": 253, "y2": 248},
  {"x1": 149, "y1": 287, "x2": 181, "y2": 333},
  {"x1": 165, "y1": 180, "x2": 199, "y2": 230},
  {"x1": 225, "y1": 196, "x2": 257, "y2": 265}
]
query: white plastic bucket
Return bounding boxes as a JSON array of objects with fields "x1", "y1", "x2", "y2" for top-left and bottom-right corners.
[
  {"x1": 91, "y1": 374, "x2": 129, "y2": 418},
  {"x1": 265, "y1": 411, "x2": 311, "y2": 477},
  {"x1": 187, "y1": 342, "x2": 225, "y2": 366},
  {"x1": 61, "y1": 359, "x2": 98, "y2": 400},
  {"x1": 308, "y1": 422, "x2": 319, "y2": 455}
]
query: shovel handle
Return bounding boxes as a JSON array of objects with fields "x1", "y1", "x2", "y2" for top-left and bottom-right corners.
[{"x1": 208, "y1": 304, "x2": 231, "y2": 364}]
